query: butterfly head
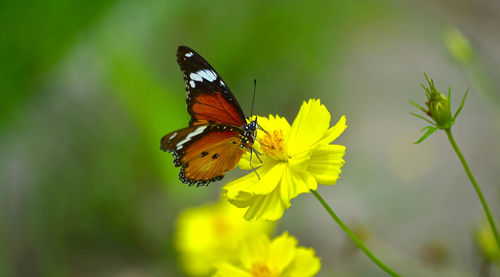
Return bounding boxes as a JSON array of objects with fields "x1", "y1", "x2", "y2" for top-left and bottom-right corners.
[{"x1": 243, "y1": 119, "x2": 259, "y2": 143}]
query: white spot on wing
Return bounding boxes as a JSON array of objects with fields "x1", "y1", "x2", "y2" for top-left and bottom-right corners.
[
  {"x1": 196, "y1": 69, "x2": 217, "y2": 82},
  {"x1": 176, "y1": 126, "x2": 207, "y2": 150},
  {"x1": 190, "y1": 72, "x2": 203, "y2": 82},
  {"x1": 185, "y1": 52, "x2": 193, "y2": 57},
  {"x1": 189, "y1": 80, "x2": 195, "y2": 88},
  {"x1": 220, "y1": 80, "x2": 225, "y2": 87},
  {"x1": 169, "y1": 132, "x2": 178, "y2": 140}
]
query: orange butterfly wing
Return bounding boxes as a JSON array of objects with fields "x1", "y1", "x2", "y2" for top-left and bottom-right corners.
[
  {"x1": 161, "y1": 125, "x2": 250, "y2": 186},
  {"x1": 177, "y1": 46, "x2": 247, "y2": 126},
  {"x1": 188, "y1": 92, "x2": 245, "y2": 126}
]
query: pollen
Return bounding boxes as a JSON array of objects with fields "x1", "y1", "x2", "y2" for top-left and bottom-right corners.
[
  {"x1": 249, "y1": 262, "x2": 276, "y2": 277},
  {"x1": 260, "y1": 129, "x2": 287, "y2": 161}
]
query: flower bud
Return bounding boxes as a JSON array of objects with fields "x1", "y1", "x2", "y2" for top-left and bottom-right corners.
[
  {"x1": 476, "y1": 221, "x2": 500, "y2": 262},
  {"x1": 411, "y1": 74, "x2": 469, "y2": 143},
  {"x1": 427, "y1": 92, "x2": 453, "y2": 129},
  {"x1": 422, "y1": 76, "x2": 454, "y2": 129}
]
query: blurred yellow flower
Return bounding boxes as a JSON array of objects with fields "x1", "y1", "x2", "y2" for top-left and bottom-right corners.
[
  {"x1": 175, "y1": 199, "x2": 275, "y2": 276},
  {"x1": 213, "y1": 232, "x2": 320, "y2": 277},
  {"x1": 223, "y1": 99, "x2": 347, "y2": 221}
]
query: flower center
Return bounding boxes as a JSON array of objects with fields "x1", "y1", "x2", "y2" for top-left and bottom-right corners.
[
  {"x1": 213, "y1": 216, "x2": 229, "y2": 236},
  {"x1": 249, "y1": 262, "x2": 277, "y2": 277},
  {"x1": 259, "y1": 129, "x2": 287, "y2": 161}
]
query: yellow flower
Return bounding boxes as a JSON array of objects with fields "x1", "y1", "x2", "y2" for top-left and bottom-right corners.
[
  {"x1": 175, "y1": 199, "x2": 275, "y2": 276},
  {"x1": 223, "y1": 99, "x2": 347, "y2": 221},
  {"x1": 213, "y1": 232, "x2": 321, "y2": 277}
]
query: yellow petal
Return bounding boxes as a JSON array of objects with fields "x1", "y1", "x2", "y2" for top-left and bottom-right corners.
[
  {"x1": 223, "y1": 170, "x2": 261, "y2": 200},
  {"x1": 280, "y1": 168, "x2": 317, "y2": 203},
  {"x1": 268, "y1": 232, "x2": 297, "y2": 273},
  {"x1": 239, "y1": 151, "x2": 273, "y2": 170},
  {"x1": 238, "y1": 234, "x2": 270, "y2": 269},
  {"x1": 244, "y1": 163, "x2": 285, "y2": 195},
  {"x1": 243, "y1": 187, "x2": 286, "y2": 221},
  {"x1": 257, "y1": 114, "x2": 291, "y2": 138},
  {"x1": 225, "y1": 163, "x2": 283, "y2": 197},
  {"x1": 319, "y1": 115, "x2": 347, "y2": 144},
  {"x1": 237, "y1": 150, "x2": 264, "y2": 170},
  {"x1": 307, "y1": 144, "x2": 345, "y2": 185},
  {"x1": 288, "y1": 148, "x2": 311, "y2": 171},
  {"x1": 286, "y1": 248, "x2": 321, "y2": 277},
  {"x1": 288, "y1": 99, "x2": 331, "y2": 156},
  {"x1": 213, "y1": 262, "x2": 252, "y2": 277},
  {"x1": 226, "y1": 191, "x2": 254, "y2": 208},
  {"x1": 176, "y1": 199, "x2": 275, "y2": 277},
  {"x1": 278, "y1": 167, "x2": 291, "y2": 207}
]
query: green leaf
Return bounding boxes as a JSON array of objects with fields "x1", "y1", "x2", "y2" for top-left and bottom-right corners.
[
  {"x1": 454, "y1": 88, "x2": 469, "y2": 121},
  {"x1": 414, "y1": 126, "x2": 437, "y2": 144},
  {"x1": 448, "y1": 86, "x2": 452, "y2": 111},
  {"x1": 409, "y1": 100, "x2": 427, "y2": 114},
  {"x1": 410, "y1": 113, "x2": 435, "y2": 125}
]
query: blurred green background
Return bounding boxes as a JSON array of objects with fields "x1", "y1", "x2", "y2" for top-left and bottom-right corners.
[{"x1": 1, "y1": 0, "x2": 500, "y2": 276}]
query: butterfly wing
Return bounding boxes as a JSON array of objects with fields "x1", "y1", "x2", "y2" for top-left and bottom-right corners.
[
  {"x1": 177, "y1": 46, "x2": 247, "y2": 126},
  {"x1": 161, "y1": 125, "x2": 249, "y2": 186}
]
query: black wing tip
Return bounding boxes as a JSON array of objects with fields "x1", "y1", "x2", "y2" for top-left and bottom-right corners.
[
  {"x1": 159, "y1": 135, "x2": 171, "y2": 152},
  {"x1": 177, "y1": 46, "x2": 197, "y2": 66},
  {"x1": 177, "y1": 46, "x2": 197, "y2": 58},
  {"x1": 178, "y1": 45, "x2": 193, "y2": 52}
]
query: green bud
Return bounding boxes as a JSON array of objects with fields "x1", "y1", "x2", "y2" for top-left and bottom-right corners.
[
  {"x1": 476, "y1": 221, "x2": 500, "y2": 262},
  {"x1": 411, "y1": 73, "x2": 469, "y2": 142},
  {"x1": 443, "y1": 27, "x2": 474, "y2": 65},
  {"x1": 427, "y1": 91, "x2": 453, "y2": 129},
  {"x1": 422, "y1": 74, "x2": 454, "y2": 129}
]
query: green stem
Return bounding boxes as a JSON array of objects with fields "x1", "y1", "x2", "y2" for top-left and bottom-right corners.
[
  {"x1": 445, "y1": 128, "x2": 500, "y2": 249},
  {"x1": 311, "y1": 190, "x2": 402, "y2": 277}
]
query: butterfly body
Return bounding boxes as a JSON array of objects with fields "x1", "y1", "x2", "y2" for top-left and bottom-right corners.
[{"x1": 160, "y1": 46, "x2": 257, "y2": 186}]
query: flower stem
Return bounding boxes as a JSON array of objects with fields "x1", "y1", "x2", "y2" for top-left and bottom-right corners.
[
  {"x1": 311, "y1": 190, "x2": 402, "y2": 277},
  {"x1": 444, "y1": 128, "x2": 500, "y2": 249}
]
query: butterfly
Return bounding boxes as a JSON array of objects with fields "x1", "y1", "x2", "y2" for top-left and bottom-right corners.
[{"x1": 160, "y1": 46, "x2": 258, "y2": 186}]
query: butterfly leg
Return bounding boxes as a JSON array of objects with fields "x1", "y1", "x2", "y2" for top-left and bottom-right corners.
[
  {"x1": 249, "y1": 148, "x2": 261, "y2": 180},
  {"x1": 254, "y1": 149, "x2": 263, "y2": 164}
]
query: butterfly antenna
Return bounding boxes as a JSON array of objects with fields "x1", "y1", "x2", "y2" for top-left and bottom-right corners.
[
  {"x1": 250, "y1": 78, "x2": 257, "y2": 117},
  {"x1": 258, "y1": 125, "x2": 268, "y2": 135},
  {"x1": 248, "y1": 78, "x2": 261, "y2": 180}
]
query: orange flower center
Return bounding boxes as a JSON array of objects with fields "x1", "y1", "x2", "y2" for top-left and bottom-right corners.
[
  {"x1": 249, "y1": 262, "x2": 277, "y2": 277},
  {"x1": 259, "y1": 129, "x2": 287, "y2": 161},
  {"x1": 213, "y1": 216, "x2": 229, "y2": 236}
]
